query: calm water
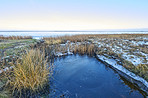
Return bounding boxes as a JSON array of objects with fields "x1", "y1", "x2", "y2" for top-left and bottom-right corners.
[
  {"x1": 46, "y1": 55, "x2": 145, "y2": 98},
  {"x1": 1, "y1": 31, "x2": 148, "y2": 37}
]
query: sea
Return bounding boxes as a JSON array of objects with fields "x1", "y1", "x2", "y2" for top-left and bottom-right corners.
[{"x1": 0, "y1": 31, "x2": 148, "y2": 39}]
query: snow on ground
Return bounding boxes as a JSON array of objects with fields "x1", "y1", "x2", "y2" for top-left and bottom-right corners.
[
  {"x1": 0, "y1": 66, "x2": 14, "y2": 74},
  {"x1": 92, "y1": 36, "x2": 148, "y2": 92},
  {"x1": 97, "y1": 55, "x2": 148, "y2": 88},
  {"x1": 95, "y1": 37, "x2": 148, "y2": 66}
]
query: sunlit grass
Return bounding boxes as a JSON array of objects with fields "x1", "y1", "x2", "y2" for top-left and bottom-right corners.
[
  {"x1": 45, "y1": 39, "x2": 62, "y2": 45},
  {"x1": 0, "y1": 35, "x2": 32, "y2": 40},
  {"x1": 7, "y1": 49, "x2": 52, "y2": 96},
  {"x1": 70, "y1": 43, "x2": 96, "y2": 56}
]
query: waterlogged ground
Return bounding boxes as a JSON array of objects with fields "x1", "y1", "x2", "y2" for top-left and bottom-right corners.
[{"x1": 47, "y1": 55, "x2": 145, "y2": 98}]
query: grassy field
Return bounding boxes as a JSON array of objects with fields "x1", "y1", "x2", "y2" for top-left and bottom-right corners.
[
  {"x1": 44, "y1": 34, "x2": 148, "y2": 81},
  {"x1": 0, "y1": 37, "x2": 42, "y2": 97},
  {"x1": 0, "y1": 34, "x2": 148, "y2": 97}
]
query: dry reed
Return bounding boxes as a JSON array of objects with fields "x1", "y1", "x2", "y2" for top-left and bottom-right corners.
[
  {"x1": 7, "y1": 49, "x2": 52, "y2": 97},
  {"x1": 0, "y1": 35, "x2": 32, "y2": 40}
]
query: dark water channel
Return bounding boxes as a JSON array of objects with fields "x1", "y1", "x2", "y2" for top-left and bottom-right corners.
[{"x1": 46, "y1": 55, "x2": 145, "y2": 98}]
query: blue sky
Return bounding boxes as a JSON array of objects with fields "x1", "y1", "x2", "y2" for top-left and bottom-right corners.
[{"x1": 0, "y1": 0, "x2": 148, "y2": 30}]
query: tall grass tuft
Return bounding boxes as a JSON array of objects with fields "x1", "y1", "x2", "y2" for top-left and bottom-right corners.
[
  {"x1": 73, "y1": 43, "x2": 96, "y2": 56},
  {"x1": 7, "y1": 49, "x2": 52, "y2": 97}
]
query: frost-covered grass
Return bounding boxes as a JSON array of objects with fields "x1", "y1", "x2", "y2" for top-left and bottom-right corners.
[
  {"x1": 93, "y1": 35, "x2": 148, "y2": 81},
  {"x1": 0, "y1": 39, "x2": 38, "y2": 71},
  {"x1": 97, "y1": 55, "x2": 148, "y2": 91},
  {"x1": 0, "y1": 39, "x2": 37, "y2": 49},
  {"x1": 44, "y1": 35, "x2": 148, "y2": 74},
  {"x1": 1, "y1": 34, "x2": 147, "y2": 97}
]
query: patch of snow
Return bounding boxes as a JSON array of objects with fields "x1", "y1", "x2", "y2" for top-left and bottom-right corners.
[
  {"x1": 0, "y1": 70, "x2": 2, "y2": 74},
  {"x1": 0, "y1": 66, "x2": 14, "y2": 74},
  {"x1": 55, "y1": 52, "x2": 67, "y2": 57},
  {"x1": 97, "y1": 55, "x2": 148, "y2": 89}
]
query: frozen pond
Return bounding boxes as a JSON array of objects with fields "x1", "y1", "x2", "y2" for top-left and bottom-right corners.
[{"x1": 47, "y1": 55, "x2": 145, "y2": 98}]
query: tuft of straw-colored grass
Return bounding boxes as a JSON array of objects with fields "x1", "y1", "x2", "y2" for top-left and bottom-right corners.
[
  {"x1": 0, "y1": 35, "x2": 32, "y2": 40},
  {"x1": 45, "y1": 39, "x2": 62, "y2": 45},
  {"x1": 73, "y1": 43, "x2": 96, "y2": 56},
  {"x1": 7, "y1": 49, "x2": 52, "y2": 96}
]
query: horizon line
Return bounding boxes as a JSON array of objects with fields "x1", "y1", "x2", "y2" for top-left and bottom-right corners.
[{"x1": 0, "y1": 30, "x2": 148, "y2": 32}]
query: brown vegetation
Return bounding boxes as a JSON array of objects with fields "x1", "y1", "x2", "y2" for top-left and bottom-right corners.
[
  {"x1": 5, "y1": 49, "x2": 52, "y2": 97},
  {"x1": 0, "y1": 35, "x2": 32, "y2": 40},
  {"x1": 72, "y1": 43, "x2": 96, "y2": 56}
]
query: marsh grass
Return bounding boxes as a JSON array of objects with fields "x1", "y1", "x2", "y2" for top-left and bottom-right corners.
[
  {"x1": 45, "y1": 39, "x2": 62, "y2": 45},
  {"x1": 135, "y1": 64, "x2": 148, "y2": 80},
  {"x1": 122, "y1": 60, "x2": 148, "y2": 81},
  {"x1": 43, "y1": 34, "x2": 148, "y2": 43},
  {"x1": 6, "y1": 49, "x2": 52, "y2": 97},
  {"x1": 0, "y1": 36, "x2": 32, "y2": 40},
  {"x1": 43, "y1": 34, "x2": 148, "y2": 81},
  {"x1": 73, "y1": 43, "x2": 96, "y2": 56}
]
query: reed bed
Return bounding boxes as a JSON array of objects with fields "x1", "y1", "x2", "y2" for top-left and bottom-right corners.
[
  {"x1": 73, "y1": 43, "x2": 96, "y2": 56},
  {"x1": 1, "y1": 34, "x2": 147, "y2": 97},
  {"x1": 123, "y1": 61, "x2": 148, "y2": 81},
  {"x1": 43, "y1": 34, "x2": 148, "y2": 43},
  {"x1": 42, "y1": 34, "x2": 148, "y2": 81},
  {"x1": 6, "y1": 49, "x2": 52, "y2": 97},
  {"x1": 0, "y1": 35, "x2": 32, "y2": 40}
]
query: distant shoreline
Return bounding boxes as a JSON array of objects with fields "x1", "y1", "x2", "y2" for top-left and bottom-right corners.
[
  {"x1": 1, "y1": 31, "x2": 148, "y2": 38},
  {"x1": 0, "y1": 31, "x2": 148, "y2": 32}
]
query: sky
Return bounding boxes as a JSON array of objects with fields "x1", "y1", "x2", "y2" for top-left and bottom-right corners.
[{"x1": 0, "y1": 0, "x2": 148, "y2": 31}]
